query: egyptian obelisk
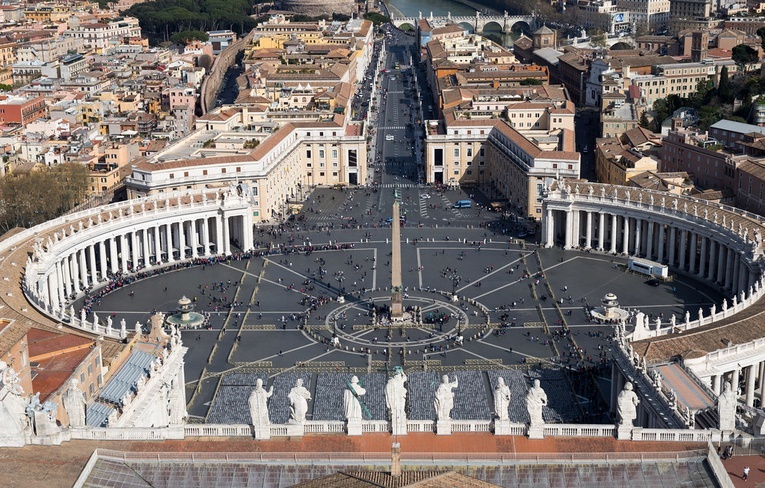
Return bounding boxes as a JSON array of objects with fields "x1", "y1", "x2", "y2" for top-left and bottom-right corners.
[{"x1": 391, "y1": 201, "x2": 403, "y2": 318}]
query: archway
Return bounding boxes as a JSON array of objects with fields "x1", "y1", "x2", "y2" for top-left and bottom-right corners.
[
  {"x1": 510, "y1": 21, "x2": 532, "y2": 36},
  {"x1": 457, "y1": 21, "x2": 475, "y2": 34},
  {"x1": 610, "y1": 41, "x2": 633, "y2": 51},
  {"x1": 398, "y1": 22, "x2": 414, "y2": 32}
]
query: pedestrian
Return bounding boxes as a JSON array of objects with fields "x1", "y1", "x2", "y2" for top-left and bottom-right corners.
[{"x1": 743, "y1": 466, "x2": 750, "y2": 481}]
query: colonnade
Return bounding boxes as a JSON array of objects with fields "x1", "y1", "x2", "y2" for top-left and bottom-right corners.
[
  {"x1": 26, "y1": 191, "x2": 255, "y2": 321},
  {"x1": 541, "y1": 183, "x2": 763, "y2": 297}
]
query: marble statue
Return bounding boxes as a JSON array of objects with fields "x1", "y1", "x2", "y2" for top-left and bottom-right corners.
[
  {"x1": 722, "y1": 298, "x2": 728, "y2": 311},
  {"x1": 654, "y1": 317, "x2": 661, "y2": 329},
  {"x1": 249, "y1": 379, "x2": 273, "y2": 426},
  {"x1": 106, "y1": 316, "x2": 113, "y2": 335},
  {"x1": 62, "y1": 379, "x2": 87, "y2": 428},
  {"x1": 684, "y1": 311, "x2": 690, "y2": 325},
  {"x1": 617, "y1": 382, "x2": 640, "y2": 426},
  {"x1": 434, "y1": 374, "x2": 459, "y2": 421},
  {"x1": 287, "y1": 378, "x2": 311, "y2": 424},
  {"x1": 493, "y1": 377, "x2": 511, "y2": 421},
  {"x1": 717, "y1": 381, "x2": 737, "y2": 431},
  {"x1": 525, "y1": 379, "x2": 547, "y2": 427},
  {"x1": 80, "y1": 309, "x2": 87, "y2": 327},
  {"x1": 698, "y1": 308, "x2": 704, "y2": 322},
  {"x1": 385, "y1": 368, "x2": 407, "y2": 424},
  {"x1": 343, "y1": 376, "x2": 366, "y2": 421},
  {"x1": 670, "y1": 314, "x2": 676, "y2": 327},
  {"x1": 0, "y1": 361, "x2": 27, "y2": 429},
  {"x1": 654, "y1": 370, "x2": 662, "y2": 391}
]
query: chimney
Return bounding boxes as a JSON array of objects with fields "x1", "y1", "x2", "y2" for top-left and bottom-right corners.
[
  {"x1": 672, "y1": 117, "x2": 683, "y2": 131},
  {"x1": 391, "y1": 442, "x2": 401, "y2": 477}
]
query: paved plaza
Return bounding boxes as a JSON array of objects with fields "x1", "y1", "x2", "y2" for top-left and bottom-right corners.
[{"x1": 79, "y1": 185, "x2": 723, "y2": 424}]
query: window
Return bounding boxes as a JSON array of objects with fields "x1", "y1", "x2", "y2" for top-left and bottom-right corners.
[
  {"x1": 221, "y1": 168, "x2": 226, "y2": 173},
  {"x1": 453, "y1": 148, "x2": 459, "y2": 157},
  {"x1": 80, "y1": 373, "x2": 85, "y2": 383},
  {"x1": 236, "y1": 167, "x2": 241, "y2": 172},
  {"x1": 183, "y1": 171, "x2": 189, "y2": 177},
  {"x1": 169, "y1": 173, "x2": 174, "y2": 179},
  {"x1": 319, "y1": 150, "x2": 325, "y2": 159},
  {"x1": 88, "y1": 364, "x2": 93, "y2": 375},
  {"x1": 467, "y1": 148, "x2": 473, "y2": 157},
  {"x1": 203, "y1": 170, "x2": 207, "y2": 175},
  {"x1": 306, "y1": 150, "x2": 312, "y2": 158},
  {"x1": 332, "y1": 150, "x2": 338, "y2": 159}
]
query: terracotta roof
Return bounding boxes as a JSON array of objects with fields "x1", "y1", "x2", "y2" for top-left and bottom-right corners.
[{"x1": 296, "y1": 470, "x2": 498, "y2": 487}]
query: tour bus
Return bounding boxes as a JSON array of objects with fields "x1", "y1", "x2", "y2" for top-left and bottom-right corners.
[
  {"x1": 628, "y1": 257, "x2": 669, "y2": 279},
  {"x1": 453, "y1": 200, "x2": 472, "y2": 209}
]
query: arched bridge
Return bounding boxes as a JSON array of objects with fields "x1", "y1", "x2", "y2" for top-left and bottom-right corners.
[{"x1": 391, "y1": 12, "x2": 537, "y2": 35}]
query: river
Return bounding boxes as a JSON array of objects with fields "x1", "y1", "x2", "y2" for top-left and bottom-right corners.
[{"x1": 384, "y1": 0, "x2": 522, "y2": 46}]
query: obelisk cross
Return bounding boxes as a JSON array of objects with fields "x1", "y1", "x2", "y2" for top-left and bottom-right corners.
[{"x1": 391, "y1": 201, "x2": 403, "y2": 318}]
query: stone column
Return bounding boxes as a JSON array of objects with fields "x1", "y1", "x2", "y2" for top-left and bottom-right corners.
[
  {"x1": 79, "y1": 248, "x2": 89, "y2": 289},
  {"x1": 190, "y1": 219, "x2": 199, "y2": 258},
  {"x1": 132, "y1": 231, "x2": 140, "y2": 268},
  {"x1": 543, "y1": 209, "x2": 553, "y2": 247},
  {"x1": 759, "y1": 362, "x2": 765, "y2": 404},
  {"x1": 622, "y1": 216, "x2": 629, "y2": 255},
  {"x1": 142, "y1": 228, "x2": 151, "y2": 267},
  {"x1": 678, "y1": 230, "x2": 687, "y2": 271},
  {"x1": 738, "y1": 264, "x2": 748, "y2": 296},
  {"x1": 732, "y1": 368, "x2": 740, "y2": 394},
  {"x1": 71, "y1": 251, "x2": 81, "y2": 293},
  {"x1": 657, "y1": 224, "x2": 665, "y2": 263},
  {"x1": 202, "y1": 218, "x2": 210, "y2": 256},
  {"x1": 222, "y1": 216, "x2": 231, "y2": 255},
  {"x1": 564, "y1": 210, "x2": 573, "y2": 249},
  {"x1": 668, "y1": 226, "x2": 676, "y2": 268},
  {"x1": 585, "y1": 211, "x2": 593, "y2": 249},
  {"x1": 698, "y1": 236, "x2": 707, "y2": 278},
  {"x1": 747, "y1": 364, "x2": 757, "y2": 407},
  {"x1": 634, "y1": 218, "x2": 642, "y2": 257},
  {"x1": 215, "y1": 216, "x2": 224, "y2": 256},
  {"x1": 88, "y1": 245, "x2": 98, "y2": 286},
  {"x1": 689, "y1": 233, "x2": 697, "y2": 275},
  {"x1": 62, "y1": 255, "x2": 72, "y2": 297},
  {"x1": 109, "y1": 237, "x2": 118, "y2": 274},
  {"x1": 610, "y1": 214, "x2": 617, "y2": 254},
  {"x1": 121, "y1": 234, "x2": 130, "y2": 272},
  {"x1": 99, "y1": 241, "x2": 108, "y2": 280},
  {"x1": 646, "y1": 221, "x2": 654, "y2": 260},
  {"x1": 712, "y1": 374, "x2": 720, "y2": 396},
  {"x1": 153, "y1": 225, "x2": 161, "y2": 262},
  {"x1": 181, "y1": 219, "x2": 188, "y2": 260},
  {"x1": 49, "y1": 267, "x2": 60, "y2": 310},
  {"x1": 732, "y1": 255, "x2": 741, "y2": 294},
  {"x1": 391, "y1": 201, "x2": 403, "y2": 317},
  {"x1": 572, "y1": 210, "x2": 580, "y2": 248},
  {"x1": 597, "y1": 212, "x2": 605, "y2": 251},
  {"x1": 725, "y1": 247, "x2": 735, "y2": 290},
  {"x1": 716, "y1": 243, "x2": 726, "y2": 285},
  {"x1": 168, "y1": 224, "x2": 177, "y2": 262}
]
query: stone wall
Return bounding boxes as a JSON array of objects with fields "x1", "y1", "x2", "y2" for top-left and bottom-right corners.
[{"x1": 200, "y1": 29, "x2": 255, "y2": 115}]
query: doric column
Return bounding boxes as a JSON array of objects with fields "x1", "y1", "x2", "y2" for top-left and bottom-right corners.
[
  {"x1": 646, "y1": 221, "x2": 654, "y2": 260},
  {"x1": 688, "y1": 233, "x2": 697, "y2": 274},
  {"x1": 120, "y1": 234, "x2": 129, "y2": 272},
  {"x1": 88, "y1": 245, "x2": 98, "y2": 285},
  {"x1": 634, "y1": 218, "x2": 642, "y2": 257},
  {"x1": 54, "y1": 260, "x2": 64, "y2": 307},
  {"x1": 109, "y1": 237, "x2": 118, "y2": 274},
  {"x1": 179, "y1": 219, "x2": 186, "y2": 260},
  {"x1": 622, "y1": 216, "x2": 629, "y2": 255},
  {"x1": 759, "y1": 362, "x2": 765, "y2": 404},
  {"x1": 167, "y1": 224, "x2": 176, "y2": 262},
  {"x1": 79, "y1": 249, "x2": 89, "y2": 289},
  {"x1": 62, "y1": 255, "x2": 72, "y2": 297},
  {"x1": 564, "y1": 210, "x2": 573, "y2": 249},
  {"x1": 746, "y1": 364, "x2": 756, "y2": 407},
  {"x1": 190, "y1": 219, "x2": 199, "y2": 258},
  {"x1": 657, "y1": 224, "x2": 665, "y2": 263},
  {"x1": 732, "y1": 254, "x2": 741, "y2": 294},
  {"x1": 49, "y1": 267, "x2": 60, "y2": 309},
  {"x1": 707, "y1": 239, "x2": 717, "y2": 281},
  {"x1": 142, "y1": 228, "x2": 150, "y2": 267},
  {"x1": 222, "y1": 215, "x2": 231, "y2": 255},
  {"x1": 716, "y1": 243, "x2": 726, "y2": 285},
  {"x1": 154, "y1": 225, "x2": 161, "y2": 263},
  {"x1": 678, "y1": 230, "x2": 687, "y2": 271},
  {"x1": 202, "y1": 218, "x2": 210, "y2": 256},
  {"x1": 725, "y1": 247, "x2": 735, "y2": 290},
  {"x1": 71, "y1": 252, "x2": 81, "y2": 293},
  {"x1": 571, "y1": 210, "x2": 580, "y2": 248},
  {"x1": 609, "y1": 214, "x2": 617, "y2": 254},
  {"x1": 132, "y1": 231, "x2": 140, "y2": 267},
  {"x1": 732, "y1": 368, "x2": 740, "y2": 394},
  {"x1": 216, "y1": 216, "x2": 224, "y2": 255},
  {"x1": 698, "y1": 236, "x2": 707, "y2": 278},
  {"x1": 597, "y1": 212, "x2": 605, "y2": 251},
  {"x1": 668, "y1": 226, "x2": 677, "y2": 267},
  {"x1": 99, "y1": 240, "x2": 108, "y2": 280},
  {"x1": 712, "y1": 374, "x2": 720, "y2": 395}
]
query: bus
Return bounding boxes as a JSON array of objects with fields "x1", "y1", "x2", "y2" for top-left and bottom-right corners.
[
  {"x1": 628, "y1": 257, "x2": 668, "y2": 279},
  {"x1": 453, "y1": 200, "x2": 472, "y2": 209},
  {"x1": 395, "y1": 62, "x2": 400, "y2": 70}
]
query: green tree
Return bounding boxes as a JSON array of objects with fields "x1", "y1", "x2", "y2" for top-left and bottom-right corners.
[
  {"x1": 732, "y1": 44, "x2": 759, "y2": 73},
  {"x1": 757, "y1": 26, "x2": 765, "y2": 50},
  {"x1": 639, "y1": 111, "x2": 650, "y2": 130},
  {"x1": 718, "y1": 65, "x2": 733, "y2": 104},
  {"x1": 170, "y1": 30, "x2": 209, "y2": 44},
  {"x1": 652, "y1": 98, "x2": 670, "y2": 130}
]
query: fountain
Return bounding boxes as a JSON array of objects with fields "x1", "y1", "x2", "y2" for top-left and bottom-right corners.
[
  {"x1": 165, "y1": 296, "x2": 205, "y2": 328},
  {"x1": 590, "y1": 293, "x2": 630, "y2": 323}
]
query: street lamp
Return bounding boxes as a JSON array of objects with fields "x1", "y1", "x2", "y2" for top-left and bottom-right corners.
[{"x1": 449, "y1": 270, "x2": 461, "y2": 302}]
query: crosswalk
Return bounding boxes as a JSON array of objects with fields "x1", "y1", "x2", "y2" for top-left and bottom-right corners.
[
  {"x1": 377, "y1": 126, "x2": 407, "y2": 130},
  {"x1": 375, "y1": 183, "x2": 419, "y2": 188}
]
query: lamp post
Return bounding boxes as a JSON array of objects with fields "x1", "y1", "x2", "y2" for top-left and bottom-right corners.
[{"x1": 449, "y1": 270, "x2": 461, "y2": 302}]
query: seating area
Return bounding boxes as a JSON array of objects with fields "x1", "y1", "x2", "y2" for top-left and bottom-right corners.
[
  {"x1": 268, "y1": 372, "x2": 313, "y2": 424},
  {"x1": 312, "y1": 373, "x2": 387, "y2": 420},
  {"x1": 528, "y1": 368, "x2": 581, "y2": 423},
  {"x1": 487, "y1": 370, "x2": 530, "y2": 423},
  {"x1": 203, "y1": 368, "x2": 587, "y2": 425},
  {"x1": 207, "y1": 373, "x2": 267, "y2": 424}
]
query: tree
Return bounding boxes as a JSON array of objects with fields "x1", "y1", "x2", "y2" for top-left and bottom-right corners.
[
  {"x1": 757, "y1": 26, "x2": 765, "y2": 50},
  {"x1": 639, "y1": 111, "x2": 650, "y2": 130},
  {"x1": 718, "y1": 65, "x2": 733, "y2": 104},
  {"x1": 652, "y1": 98, "x2": 670, "y2": 131},
  {"x1": 170, "y1": 30, "x2": 209, "y2": 44},
  {"x1": 732, "y1": 44, "x2": 759, "y2": 73}
]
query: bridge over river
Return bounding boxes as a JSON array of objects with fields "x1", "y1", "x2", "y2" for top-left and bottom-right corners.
[{"x1": 391, "y1": 11, "x2": 537, "y2": 35}]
